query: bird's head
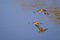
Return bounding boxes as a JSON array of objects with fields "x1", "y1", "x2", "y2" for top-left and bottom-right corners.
[{"x1": 33, "y1": 21, "x2": 41, "y2": 25}]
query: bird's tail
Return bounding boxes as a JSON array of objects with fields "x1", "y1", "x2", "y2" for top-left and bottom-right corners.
[{"x1": 44, "y1": 28, "x2": 48, "y2": 31}]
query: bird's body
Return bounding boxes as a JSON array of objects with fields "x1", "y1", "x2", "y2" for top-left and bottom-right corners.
[{"x1": 35, "y1": 24, "x2": 48, "y2": 32}]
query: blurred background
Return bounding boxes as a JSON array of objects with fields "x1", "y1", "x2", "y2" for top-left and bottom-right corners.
[{"x1": 0, "y1": 0, "x2": 60, "y2": 40}]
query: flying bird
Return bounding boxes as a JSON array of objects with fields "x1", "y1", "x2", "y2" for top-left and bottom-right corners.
[
  {"x1": 33, "y1": 22, "x2": 48, "y2": 32},
  {"x1": 37, "y1": 9, "x2": 49, "y2": 15}
]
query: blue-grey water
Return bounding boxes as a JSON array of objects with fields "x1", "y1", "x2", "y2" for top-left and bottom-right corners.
[{"x1": 0, "y1": 0, "x2": 60, "y2": 40}]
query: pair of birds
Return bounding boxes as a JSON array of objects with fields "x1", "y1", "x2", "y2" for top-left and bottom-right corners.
[
  {"x1": 33, "y1": 22, "x2": 48, "y2": 32},
  {"x1": 33, "y1": 9, "x2": 48, "y2": 32}
]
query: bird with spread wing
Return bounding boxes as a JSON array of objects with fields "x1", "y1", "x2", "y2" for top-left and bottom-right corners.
[{"x1": 33, "y1": 22, "x2": 48, "y2": 32}]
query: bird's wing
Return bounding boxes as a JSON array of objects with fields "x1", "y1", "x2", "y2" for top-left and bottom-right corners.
[{"x1": 35, "y1": 25, "x2": 44, "y2": 32}]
